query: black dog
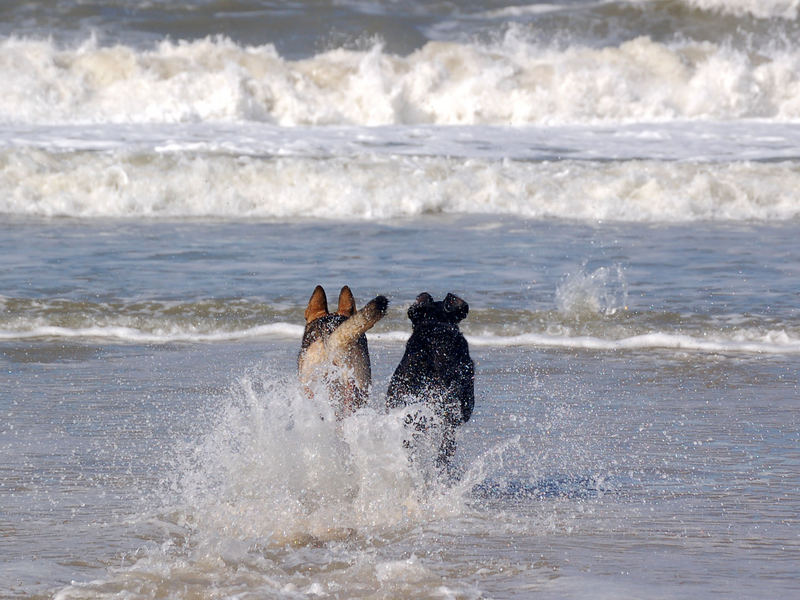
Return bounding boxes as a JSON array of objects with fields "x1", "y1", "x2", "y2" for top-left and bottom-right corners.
[{"x1": 386, "y1": 293, "x2": 474, "y2": 471}]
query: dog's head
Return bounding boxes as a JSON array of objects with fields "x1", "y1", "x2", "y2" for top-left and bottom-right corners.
[
  {"x1": 301, "y1": 284, "x2": 357, "y2": 346},
  {"x1": 407, "y1": 292, "x2": 469, "y2": 326}
]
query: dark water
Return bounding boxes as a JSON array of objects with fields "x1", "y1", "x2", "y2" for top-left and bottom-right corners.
[{"x1": 2, "y1": 0, "x2": 798, "y2": 56}]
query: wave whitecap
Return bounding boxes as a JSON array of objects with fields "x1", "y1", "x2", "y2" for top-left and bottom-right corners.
[
  {"x1": 2, "y1": 34, "x2": 800, "y2": 126},
  {"x1": 2, "y1": 151, "x2": 798, "y2": 221}
]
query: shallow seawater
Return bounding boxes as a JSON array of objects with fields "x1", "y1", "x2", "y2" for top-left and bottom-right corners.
[
  {"x1": 2, "y1": 217, "x2": 799, "y2": 598},
  {"x1": 4, "y1": 338, "x2": 799, "y2": 599}
]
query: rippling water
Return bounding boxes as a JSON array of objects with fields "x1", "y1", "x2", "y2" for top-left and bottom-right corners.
[
  {"x1": 2, "y1": 1, "x2": 800, "y2": 598},
  {"x1": 3, "y1": 218, "x2": 799, "y2": 598}
]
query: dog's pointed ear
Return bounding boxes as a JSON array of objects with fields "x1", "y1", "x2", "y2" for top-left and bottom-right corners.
[
  {"x1": 305, "y1": 285, "x2": 329, "y2": 322},
  {"x1": 337, "y1": 285, "x2": 356, "y2": 317},
  {"x1": 444, "y1": 293, "x2": 469, "y2": 322},
  {"x1": 415, "y1": 292, "x2": 434, "y2": 305},
  {"x1": 408, "y1": 292, "x2": 434, "y2": 322}
]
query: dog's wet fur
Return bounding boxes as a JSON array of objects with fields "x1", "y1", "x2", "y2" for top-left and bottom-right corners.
[
  {"x1": 298, "y1": 285, "x2": 388, "y2": 419},
  {"x1": 386, "y1": 292, "x2": 474, "y2": 470}
]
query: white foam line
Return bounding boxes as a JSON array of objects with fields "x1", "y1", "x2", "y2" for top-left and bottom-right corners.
[
  {"x1": 465, "y1": 332, "x2": 800, "y2": 354},
  {"x1": 2, "y1": 326, "x2": 798, "y2": 355},
  {"x1": 0, "y1": 323, "x2": 304, "y2": 343}
]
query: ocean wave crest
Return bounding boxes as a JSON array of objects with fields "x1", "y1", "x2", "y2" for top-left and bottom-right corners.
[
  {"x1": 2, "y1": 34, "x2": 800, "y2": 126},
  {"x1": 2, "y1": 151, "x2": 799, "y2": 221}
]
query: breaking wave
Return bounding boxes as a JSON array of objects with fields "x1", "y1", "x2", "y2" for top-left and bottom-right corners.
[
  {"x1": 2, "y1": 151, "x2": 800, "y2": 221},
  {"x1": 2, "y1": 33, "x2": 800, "y2": 126}
]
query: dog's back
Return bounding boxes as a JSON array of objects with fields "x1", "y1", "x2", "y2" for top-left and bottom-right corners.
[
  {"x1": 387, "y1": 293, "x2": 474, "y2": 467},
  {"x1": 299, "y1": 285, "x2": 388, "y2": 418},
  {"x1": 387, "y1": 319, "x2": 474, "y2": 423}
]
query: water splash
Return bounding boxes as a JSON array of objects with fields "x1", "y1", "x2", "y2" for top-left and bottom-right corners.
[
  {"x1": 556, "y1": 263, "x2": 629, "y2": 318},
  {"x1": 49, "y1": 361, "x2": 632, "y2": 599},
  {"x1": 162, "y1": 367, "x2": 473, "y2": 549}
]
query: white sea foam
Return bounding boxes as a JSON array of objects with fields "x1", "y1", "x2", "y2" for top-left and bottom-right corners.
[
  {"x1": 4, "y1": 120, "x2": 800, "y2": 161},
  {"x1": 680, "y1": 0, "x2": 800, "y2": 19},
  {"x1": 463, "y1": 329, "x2": 800, "y2": 354},
  {"x1": 3, "y1": 319, "x2": 796, "y2": 354},
  {"x1": 2, "y1": 150, "x2": 799, "y2": 221},
  {"x1": 0, "y1": 322, "x2": 303, "y2": 343},
  {"x1": 2, "y1": 34, "x2": 800, "y2": 126},
  {"x1": 485, "y1": 0, "x2": 800, "y2": 21},
  {"x1": 169, "y1": 370, "x2": 468, "y2": 546}
]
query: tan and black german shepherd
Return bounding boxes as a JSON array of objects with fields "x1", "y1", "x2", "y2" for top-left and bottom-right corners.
[{"x1": 298, "y1": 285, "x2": 388, "y2": 419}]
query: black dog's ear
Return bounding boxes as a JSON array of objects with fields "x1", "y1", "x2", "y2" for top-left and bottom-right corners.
[
  {"x1": 443, "y1": 293, "x2": 469, "y2": 322},
  {"x1": 415, "y1": 292, "x2": 434, "y2": 304},
  {"x1": 408, "y1": 292, "x2": 434, "y2": 322}
]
